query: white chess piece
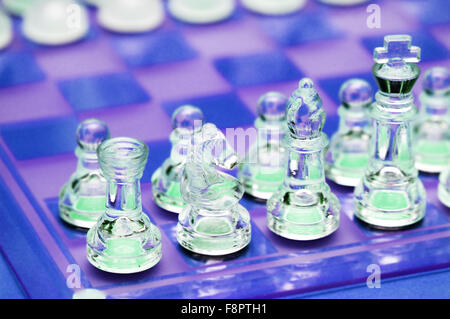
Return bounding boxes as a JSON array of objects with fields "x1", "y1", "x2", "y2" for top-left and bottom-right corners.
[
  {"x1": 168, "y1": 0, "x2": 235, "y2": 24},
  {"x1": 0, "y1": 11, "x2": 13, "y2": 50},
  {"x1": 3, "y1": 0, "x2": 36, "y2": 16},
  {"x1": 22, "y1": 0, "x2": 89, "y2": 45},
  {"x1": 316, "y1": 0, "x2": 371, "y2": 5},
  {"x1": 241, "y1": 0, "x2": 306, "y2": 15},
  {"x1": 97, "y1": 0, "x2": 165, "y2": 33}
]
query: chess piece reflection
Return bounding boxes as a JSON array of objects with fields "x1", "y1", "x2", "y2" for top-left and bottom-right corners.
[
  {"x1": 267, "y1": 78, "x2": 340, "y2": 240},
  {"x1": 325, "y1": 79, "x2": 373, "y2": 187},
  {"x1": 177, "y1": 123, "x2": 251, "y2": 255},
  {"x1": 239, "y1": 92, "x2": 288, "y2": 200},
  {"x1": 59, "y1": 119, "x2": 109, "y2": 229}
]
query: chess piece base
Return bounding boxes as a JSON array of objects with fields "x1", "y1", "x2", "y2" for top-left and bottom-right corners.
[
  {"x1": 239, "y1": 164, "x2": 284, "y2": 201},
  {"x1": 58, "y1": 175, "x2": 106, "y2": 229},
  {"x1": 325, "y1": 153, "x2": 368, "y2": 187},
  {"x1": 354, "y1": 170, "x2": 426, "y2": 229},
  {"x1": 438, "y1": 182, "x2": 450, "y2": 208},
  {"x1": 177, "y1": 204, "x2": 251, "y2": 256},
  {"x1": 151, "y1": 168, "x2": 184, "y2": 214},
  {"x1": 168, "y1": 0, "x2": 235, "y2": 24},
  {"x1": 87, "y1": 213, "x2": 162, "y2": 274},
  {"x1": 414, "y1": 140, "x2": 449, "y2": 173},
  {"x1": 267, "y1": 188, "x2": 340, "y2": 240}
]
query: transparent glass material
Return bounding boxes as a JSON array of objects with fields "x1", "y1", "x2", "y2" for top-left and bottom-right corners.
[
  {"x1": 97, "y1": 0, "x2": 164, "y2": 33},
  {"x1": 241, "y1": 0, "x2": 306, "y2": 15},
  {"x1": 168, "y1": 0, "x2": 235, "y2": 24},
  {"x1": 59, "y1": 119, "x2": 109, "y2": 229},
  {"x1": 354, "y1": 35, "x2": 426, "y2": 229},
  {"x1": 413, "y1": 67, "x2": 449, "y2": 173},
  {"x1": 315, "y1": 0, "x2": 370, "y2": 5},
  {"x1": 267, "y1": 79, "x2": 340, "y2": 240},
  {"x1": 87, "y1": 137, "x2": 162, "y2": 274},
  {"x1": 177, "y1": 123, "x2": 251, "y2": 256},
  {"x1": 152, "y1": 105, "x2": 204, "y2": 213},
  {"x1": 439, "y1": 166, "x2": 450, "y2": 208},
  {"x1": 0, "y1": 10, "x2": 12, "y2": 50},
  {"x1": 239, "y1": 92, "x2": 287, "y2": 200},
  {"x1": 3, "y1": 0, "x2": 35, "y2": 16},
  {"x1": 22, "y1": 0, "x2": 89, "y2": 45},
  {"x1": 325, "y1": 79, "x2": 373, "y2": 187}
]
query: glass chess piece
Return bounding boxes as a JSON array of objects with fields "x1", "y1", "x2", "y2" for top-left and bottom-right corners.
[
  {"x1": 168, "y1": 0, "x2": 235, "y2": 24},
  {"x1": 97, "y1": 0, "x2": 164, "y2": 33},
  {"x1": 316, "y1": 0, "x2": 371, "y2": 6},
  {"x1": 354, "y1": 34, "x2": 427, "y2": 229},
  {"x1": 439, "y1": 166, "x2": 450, "y2": 208},
  {"x1": 87, "y1": 137, "x2": 162, "y2": 273},
  {"x1": 59, "y1": 119, "x2": 110, "y2": 229},
  {"x1": 241, "y1": 0, "x2": 306, "y2": 15},
  {"x1": 413, "y1": 67, "x2": 449, "y2": 173},
  {"x1": 22, "y1": 0, "x2": 89, "y2": 45},
  {"x1": 177, "y1": 123, "x2": 251, "y2": 255},
  {"x1": 152, "y1": 105, "x2": 204, "y2": 213},
  {"x1": 238, "y1": 92, "x2": 288, "y2": 200},
  {"x1": 0, "y1": 10, "x2": 12, "y2": 50},
  {"x1": 267, "y1": 78, "x2": 340, "y2": 240},
  {"x1": 325, "y1": 79, "x2": 373, "y2": 187},
  {"x1": 3, "y1": 0, "x2": 35, "y2": 16}
]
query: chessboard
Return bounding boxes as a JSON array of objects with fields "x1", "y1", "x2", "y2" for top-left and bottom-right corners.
[{"x1": 0, "y1": 0, "x2": 449, "y2": 298}]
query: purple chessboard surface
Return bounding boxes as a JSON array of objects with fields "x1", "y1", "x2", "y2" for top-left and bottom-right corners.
[{"x1": 0, "y1": 0, "x2": 449, "y2": 298}]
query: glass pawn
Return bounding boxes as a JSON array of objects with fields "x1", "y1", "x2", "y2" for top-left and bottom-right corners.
[
  {"x1": 177, "y1": 123, "x2": 251, "y2": 255},
  {"x1": 168, "y1": 0, "x2": 235, "y2": 24},
  {"x1": 439, "y1": 166, "x2": 450, "y2": 208},
  {"x1": 354, "y1": 34, "x2": 426, "y2": 229},
  {"x1": 238, "y1": 92, "x2": 287, "y2": 200},
  {"x1": 413, "y1": 66, "x2": 450, "y2": 173},
  {"x1": 325, "y1": 79, "x2": 373, "y2": 187},
  {"x1": 267, "y1": 78, "x2": 340, "y2": 240},
  {"x1": 87, "y1": 137, "x2": 162, "y2": 273},
  {"x1": 97, "y1": 0, "x2": 165, "y2": 33},
  {"x1": 59, "y1": 119, "x2": 110, "y2": 229},
  {"x1": 152, "y1": 105, "x2": 204, "y2": 213},
  {"x1": 22, "y1": 0, "x2": 90, "y2": 45}
]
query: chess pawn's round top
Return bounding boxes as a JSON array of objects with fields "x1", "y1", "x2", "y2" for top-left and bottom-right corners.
[
  {"x1": 257, "y1": 92, "x2": 287, "y2": 123},
  {"x1": 22, "y1": 0, "x2": 90, "y2": 45},
  {"x1": 59, "y1": 119, "x2": 110, "y2": 229},
  {"x1": 325, "y1": 79, "x2": 373, "y2": 187},
  {"x1": 77, "y1": 119, "x2": 110, "y2": 153},
  {"x1": 3, "y1": 0, "x2": 35, "y2": 16},
  {"x1": 152, "y1": 105, "x2": 205, "y2": 214},
  {"x1": 242, "y1": 0, "x2": 306, "y2": 15},
  {"x1": 168, "y1": 0, "x2": 236, "y2": 24},
  {"x1": 423, "y1": 67, "x2": 450, "y2": 97},
  {"x1": 339, "y1": 79, "x2": 373, "y2": 111},
  {"x1": 414, "y1": 66, "x2": 450, "y2": 173},
  {"x1": 171, "y1": 105, "x2": 204, "y2": 132},
  {"x1": 98, "y1": 0, "x2": 164, "y2": 33},
  {"x1": 0, "y1": 10, "x2": 13, "y2": 50},
  {"x1": 287, "y1": 78, "x2": 325, "y2": 139}
]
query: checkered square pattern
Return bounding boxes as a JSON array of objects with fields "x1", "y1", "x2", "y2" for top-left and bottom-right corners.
[{"x1": 0, "y1": 0, "x2": 449, "y2": 299}]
